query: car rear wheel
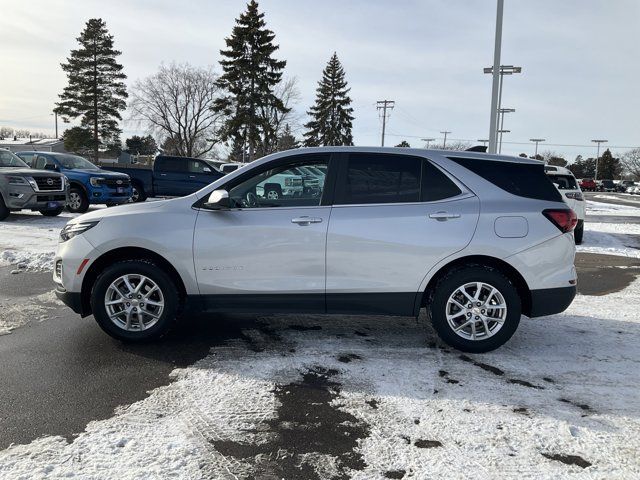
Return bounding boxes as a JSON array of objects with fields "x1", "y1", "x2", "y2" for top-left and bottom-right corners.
[
  {"x1": 67, "y1": 188, "x2": 89, "y2": 213},
  {"x1": 91, "y1": 259, "x2": 180, "y2": 342},
  {"x1": 428, "y1": 265, "x2": 521, "y2": 353},
  {"x1": 574, "y1": 220, "x2": 584, "y2": 245},
  {"x1": 40, "y1": 207, "x2": 64, "y2": 217}
]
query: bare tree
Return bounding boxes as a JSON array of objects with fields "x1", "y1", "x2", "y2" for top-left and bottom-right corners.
[
  {"x1": 622, "y1": 148, "x2": 640, "y2": 178},
  {"x1": 254, "y1": 76, "x2": 302, "y2": 157},
  {"x1": 539, "y1": 150, "x2": 568, "y2": 167},
  {"x1": 129, "y1": 63, "x2": 225, "y2": 158},
  {"x1": 437, "y1": 140, "x2": 471, "y2": 151}
]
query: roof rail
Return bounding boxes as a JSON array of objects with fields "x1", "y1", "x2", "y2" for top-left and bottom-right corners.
[{"x1": 465, "y1": 145, "x2": 487, "y2": 152}]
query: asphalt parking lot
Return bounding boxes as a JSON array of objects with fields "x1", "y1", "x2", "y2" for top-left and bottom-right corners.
[{"x1": 0, "y1": 250, "x2": 636, "y2": 451}]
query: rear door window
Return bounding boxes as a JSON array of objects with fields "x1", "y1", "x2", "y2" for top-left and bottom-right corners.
[
  {"x1": 548, "y1": 174, "x2": 578, "y2": 190},
  {"x1": 448, "y1": 157, "x2": 562, "y2": 202},
  {"x1": 337, "y1": 153, "x2": 421, "y2": 205},
  {"x1": 157, "y1": 157, "x2": 185, "y2": 172}
]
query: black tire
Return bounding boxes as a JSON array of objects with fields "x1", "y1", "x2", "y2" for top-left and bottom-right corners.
[
  {"x1": 574, "y1": 221, "x2": 584, "y2": 245},
  {"x1": 428, "y1": 265, "x2": 521, "y2": 353},
  {"x1": 67, "y1": 187, "x2": 89, "y2": 213},
  {"x1": 40, "y1": 207, "x2": 64, "y2": 217},
  {"x1": 130, "y1": 183, "x2": 147, "y2": 203},
  {"x1": 263, "y1": 183, "x2": 281, "y2": 200},
  {"x1": 91, "y1": 259, "x2": 180, "y2": 342},
  {"x1": 0, "y1": 196, "x2": 9, "y2": 221}
]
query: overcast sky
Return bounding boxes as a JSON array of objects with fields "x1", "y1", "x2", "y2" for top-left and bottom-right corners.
[{"x1": 0, "y1": 0, "x2": 638, "y2": 159}]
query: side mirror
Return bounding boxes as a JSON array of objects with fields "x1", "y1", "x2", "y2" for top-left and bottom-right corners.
[
  {"x1": 203, "y1": 167, "x2": 212, "y2": 173},
  {"x1": 203, "y1": 189, "x2": 230, "y2": 210},
  {"x1": 44, "y1": 163, "x2": 59, "y2": 171}
]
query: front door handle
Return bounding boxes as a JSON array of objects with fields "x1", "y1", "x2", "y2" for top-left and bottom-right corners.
[
  {"x1": 159, "y1": 173, "x2": 167, "y2": 177},
  {"x1": 429, "y1": 212, "x2": 461, "y2": 221},
  {"x1": 291, "y1": 216, "x2": 323, "y2": 225}
]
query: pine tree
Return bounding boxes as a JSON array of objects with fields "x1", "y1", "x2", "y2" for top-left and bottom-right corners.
[
  {"x1": 303, "y1": 53, "x2": 354, "y2": 147},
  {"x1": 598, "y1": 148, "x2": 621, "y2": 179},
  {"x1": 214, "y1": 1, "x2": 288, "y2": 162},
  {"x1": 54, "y1": 18, "x2": 127, "y2": 161}
]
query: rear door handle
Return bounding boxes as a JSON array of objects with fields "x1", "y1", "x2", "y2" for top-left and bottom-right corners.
[
  {"x1": 291, "y1": 216, "x2": 323, "y2": 225},
  {"x1": 188, "y1": 175, "x2": 196, "y2": 178},
  {"x1": 159, "y1": 173, "x2": 167, "y2": 177},
  {"x1": 429, "y1": 212, "x2": 461, "y2": 221}
]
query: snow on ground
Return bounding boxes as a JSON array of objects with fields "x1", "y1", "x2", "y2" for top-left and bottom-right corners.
[
  {"x1": 587, "y1": 199, "x2": 640, "y2": 216},
  {"x1": 0, "y1": 211, "x2": 71, "y2": 271},
  {"x1": 1, "y1": 279, "x2": 640, "y2": 479},
  {"x1": 0, "y1": 207, "x2": 106, "y2": 270},
  {"x1": 578, "y1": 222, "x2": 640, "y2": 258}
]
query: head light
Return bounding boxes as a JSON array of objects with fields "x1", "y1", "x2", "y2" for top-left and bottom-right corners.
[
  {"x1": 89, "y1": 177, "x2": 105, "y2": 187},
  {"x1": 60, "y1": 221, "x2": 99, "y2": 242},
  {"x1": 8, "y1": 176, "x2": 28, "y2": 185}
]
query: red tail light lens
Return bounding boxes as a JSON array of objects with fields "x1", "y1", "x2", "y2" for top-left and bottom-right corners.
[{"x1": 543, "y1": 209, "x2": 578, "y2": 233}]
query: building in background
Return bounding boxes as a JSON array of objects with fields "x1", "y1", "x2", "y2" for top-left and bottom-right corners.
[{"x1": 0, "y1": 137, "x2": 66, "y2": 153}]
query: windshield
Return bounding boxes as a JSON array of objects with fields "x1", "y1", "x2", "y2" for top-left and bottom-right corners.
[
  {"x1": 0, "y1": 150, "x2": 29, "y2": 168},
  {"x1": 56, "y1": 154, "x2": 100, "y2": 170},
  {"x1": 549, "y1": 174, "x2": 578, "y2": 190}
]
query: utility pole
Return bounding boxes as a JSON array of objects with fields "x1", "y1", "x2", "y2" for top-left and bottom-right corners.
[
  {"x1": 591, "y1": 139, "x2": 608, "y2": 180},
  {"x1": 421, "y1": 137, "x2": 436, "y2": 148},
  {"x1": 530, "y1": 138, "x2": 545, "y2": 157},
  {"x1": 440, "y1": 131, "x2": 451, "y2": 149},
  {"x1": 376, "y1": 100, "x2": 395, "y2": 146},
  {"x1": 54, "y1": 112, "x2": 58, "y2": 138},
  {"x1": 488, "y1": 0, "x2": 504, "y2": 154}
]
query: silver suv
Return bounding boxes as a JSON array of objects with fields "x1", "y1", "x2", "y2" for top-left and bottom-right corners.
[
  {"x1": 0, "y1": 149, "x2": 68, "y2": 220},
  {"x1": 54, "y1": 147, "x2": 577, "y2": 352}
]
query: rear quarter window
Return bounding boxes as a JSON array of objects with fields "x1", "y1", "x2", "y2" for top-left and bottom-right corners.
[{"x1": 448, "y1": 157, "x2": 562, "y2": 202}]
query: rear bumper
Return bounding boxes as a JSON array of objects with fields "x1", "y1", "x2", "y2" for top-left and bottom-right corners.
[
  {"x1": 55, "y1": 286, "x2": 86, "y2": 316},
  {"x1": 528, "y1": 286, "x2": 576, "y2": 317}
]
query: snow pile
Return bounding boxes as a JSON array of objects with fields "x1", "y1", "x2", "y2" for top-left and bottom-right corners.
[
  {"x1": 0, "y1": 290, "x2": 60, "y2": 336},
  {"x1": 0, "y1": 211, "x2": 69, "y2": 270},
  {"x1": 1, "y1": 282, "x2": 640, "y2": 478}
]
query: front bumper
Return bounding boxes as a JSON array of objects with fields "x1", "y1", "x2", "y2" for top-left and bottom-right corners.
[
  {"x1": 528, "y1": 285, "x2": 577, "y2": 317},
  {"x1": 88, "y1": 185, "x2": 132, "y2": 204},
  {"x1": 5, "y1": 184, "x2": 67, "y2": 210},
  {"x1": 55, "y1": 286, "x2": 86, "y2": 316}
]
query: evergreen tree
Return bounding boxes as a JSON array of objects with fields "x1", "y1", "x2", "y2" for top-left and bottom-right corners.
[
  {"x1": 125, "y1": 135, "x2": 158, "y2": 155},
  {"x1": 303, "y1": 53, "x2": 354, "y2": 147},
  {"x1": 276, "y1": 123, "x2": 299, "y2": 151},
  {"x1": 395, "y1": 140, "x2": 411, "y2": 148},
  {"x1": 54, "y1": 18, "x2": 127, "y2": 161},
  {"x1": 213, "y1": 1, "x2": 288, "y2": 162},
  {"x1": 62, "y1": 127, "x2": 93, "y2": 156},
  {"x1": 597, "y1": 148, "x2": 621, "y2": 179}
]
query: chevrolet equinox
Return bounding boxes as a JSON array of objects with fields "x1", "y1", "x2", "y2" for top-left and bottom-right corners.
[{"x1": 54, "y1": 147, "x2": 577, "y2": 352}]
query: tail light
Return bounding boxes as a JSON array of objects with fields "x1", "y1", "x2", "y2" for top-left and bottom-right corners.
[
  {"x1": 565, "y1": 192, "x2": 584, "y2": 201},
  {"x1": 543, "y1": 209, "x2": 578, "y2": 233}
]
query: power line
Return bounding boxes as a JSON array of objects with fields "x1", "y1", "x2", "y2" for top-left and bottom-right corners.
[{"x1": 376, "y1": 100, "x2": 395, "y2": 147}]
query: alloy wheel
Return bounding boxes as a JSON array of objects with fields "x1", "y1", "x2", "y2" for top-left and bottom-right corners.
[
  {"x1": 104, "y1": 274, "x2": 165, "y2": 331},
  {"x1": 445, "y1": 282, "x2": 507, "y2": 341}
]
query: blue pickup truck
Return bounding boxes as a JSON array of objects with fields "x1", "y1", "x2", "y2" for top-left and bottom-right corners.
[
  {"x1": 103, "y1": 155, "x2": 224, "y2": 202},
  {"x1": 16, "y1": 151, "x2": 132, "y2": 213}
]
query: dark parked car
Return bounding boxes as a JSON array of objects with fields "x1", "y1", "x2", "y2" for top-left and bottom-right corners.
[
  {"x1": 103, "y1": 155, "x2": 224, "y2": 202},
  {"x1": 597, "y1": 179, "x2": 616, "y2": 192}
]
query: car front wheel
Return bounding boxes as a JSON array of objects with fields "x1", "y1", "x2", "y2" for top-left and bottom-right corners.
[
  {"x1": 67, "y1": 188, "x2": 89, "y2": 213},
  {"x1": 91, "y1": 259, "x2": 180, "y2": 342},
  {"x1": 428, "y1": 265, "x2": 521, "y2": 353}
]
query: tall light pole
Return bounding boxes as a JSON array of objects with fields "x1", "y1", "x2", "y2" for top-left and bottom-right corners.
[
  {"x1": 440, "y1": 131, "x2": 451, "y2": 149},
  {"x1": 485, "y1": 64, "x2": 522, "y2": 153},
  {"x1": 488, "y1": 0, "x2": 504, "y2": 154},
  {"x1": 530, "y1": 138, "x2": 545, "y2": 157},
  {"x1": 421, "y1": 137, "x2": 436, "y2": 148},
  {"x1": 591, "y1": 139, "x2": 608, "y2": 180},
  {"x1": 498, "y1": 107, "x2": 515, "y2": 153},
  {"x1": 477, "y1": 139, "x2": 489, "y2": 147}
]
